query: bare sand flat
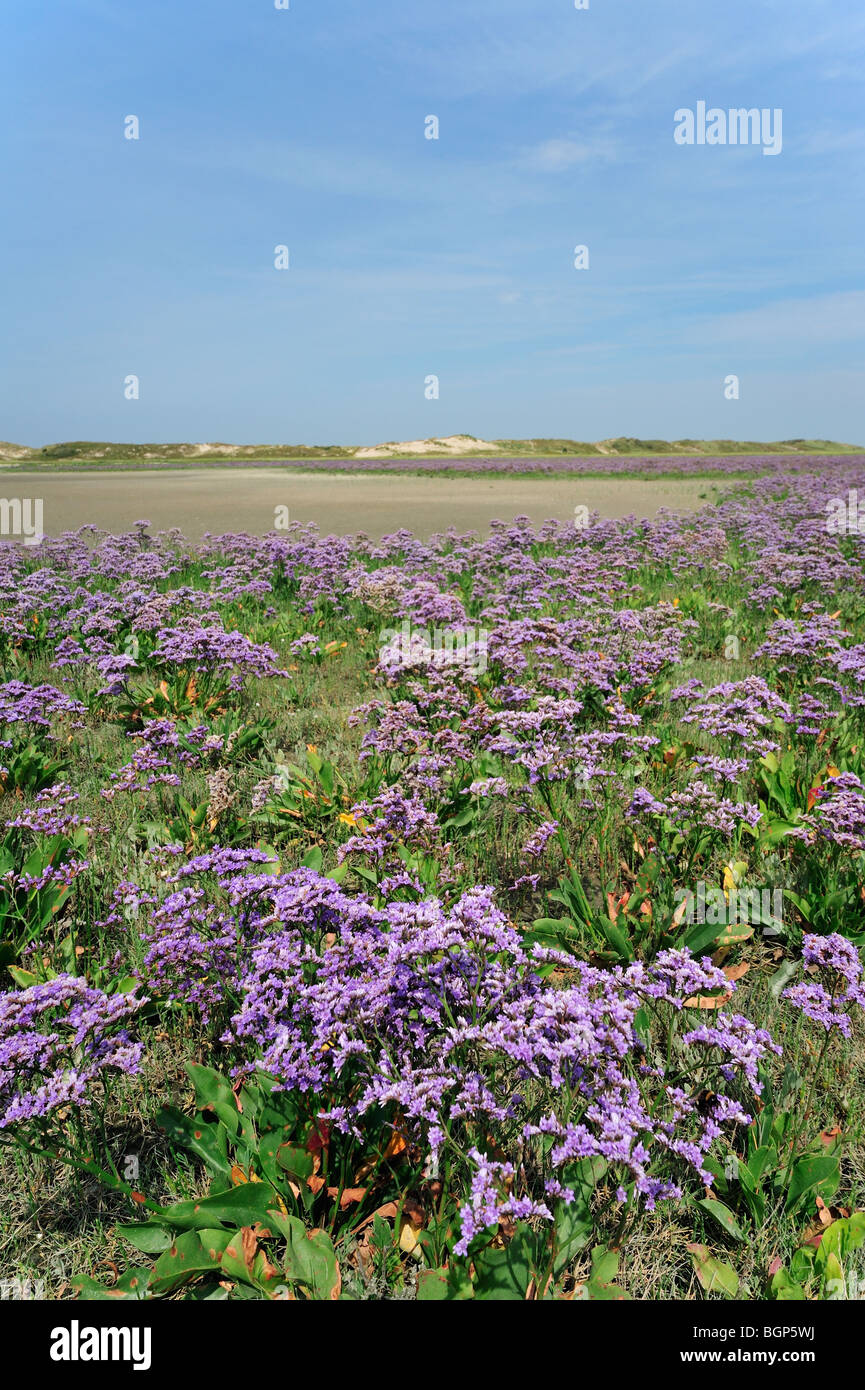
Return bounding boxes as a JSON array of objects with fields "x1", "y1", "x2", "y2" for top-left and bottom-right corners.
[{"x1": 10, "y1": 470, "x2": 730, "y2": 541}]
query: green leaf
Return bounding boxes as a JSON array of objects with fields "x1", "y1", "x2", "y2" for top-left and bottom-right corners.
[
  {"x1": 761, "y1": 820, "x2": 801, "y2": 847},
  {"x1": 584, "y1": 1278, "x2": 631, "y2": 1300},
  {"x1": 818, "y1": 1250, "x2": 845, "y2": 1297},
  {"x1": 734, "y1": 1157, "x2": 763, "y2": 1218},
  {"x1": 745, "y1": 1144, "x2": 777, "y2": 1184},
  {"x1": 687, "y1": 1243, "x2": 739, "y2": 1298},
  {"x1": 150, "y1": 1229, "x2": 233, "y2": 1295},
  {"x1": 530, "y1": 916, "x2": 576, "y2": 936},
  {"x1": 156, "y1": 1105, "x2": 231, "y2": 1182},
  {"x1": 116, "y1": 1221, "x2": 174, "y2": 1255},
  {"x1": 220, "y1": 1234, "x2": 284, "y2": 1295},
  {"x1": 815, "y1": 1212, "x2": 865, "y2": 1271},
  {"x1": 601, "y1": 917, "x2": 634, "y2": 961},
  {"x1": 590, "y1": 1246, "x2": 619, "y2": 1285},
  {"x1": 72, "y1": 1268, "x2": 151, "y2": 1301},
  {"x1": 789, "y1": 1246, "x2": 815, "y2": 1285},
  {"x1": 700, "y1": 1156, "x2": 729, "y2": 1198},
  {"x1": 584, "y1": 1247, "x2": 630, "y2": 1300},
  {"x1": 112, "y1": 975, "x2": 140, "y2": 995},
  {"x1": 265, "y1": 1209, "x2": 340, "y2": 1298},
  {"x1": 698, "y1": 1198, "x2": 747, "y2": 1243},
  {"x1": 153, "y1": 1182, "x2": 277, "y2": 1232},
  {"x1": 301, "y1": 845, "x2": 323, "y2": 872},
  {"x1": 7, "y1": 966, "x2": 39, "y2": 988},
  {"x1": 552, "y1": 1197, "x2": 592, "y2": 1278},
  {"x1": 786, "y1": 1155, "x2": 840, "y2": 1212},
  {"x1": 416, "y1": 1268, "x2": 450, "y2": 1301},
  {"x1": 472, "y1": 1229, "x2": 535, "y2": 1300},
  {"x1": 275, "y1": 1143, "x2": 315, "y2": 1184},
  {"x1": 417, "y1": 1263, "x2": 474, "y2": 1300},
  {"x1": 782, "y1": 889, "x2": 812, "y2": 923},
  {"x1": 770, "y1": 1267, "x2": 807, "y2": 1301},
  {"x1": 683, "y1": 919, "x2": 726, "y2": 954},
  {"x1": 187, "y1": 1063, "x2": 241, "y2": 1136},
  {"x1": 253, "y1": 843, "x2": 281, "y2": 874}
]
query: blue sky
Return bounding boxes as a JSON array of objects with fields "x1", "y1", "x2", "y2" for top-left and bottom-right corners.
[{"x1": 1, "y1": 0, "x2": 863, "y2": 446}]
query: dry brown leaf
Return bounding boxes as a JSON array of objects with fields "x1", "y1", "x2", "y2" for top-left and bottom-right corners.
[
  {"x1": 684, "y1": 990, "x2": 734, "y2": 1010},
  {"x1": 382, "y1": 1129, "x2": 408, "y2": 1161},
  {"x1": 606, "y1": 891, "x2": 629, "y2": 922},
  {"x1": 671, "y1": 896, "x2": 690, "y2": 930},
  {"x1": 724, "y1": 962, "x2": 750, "y2": 983},
  {"x1": 335, "y1": 1186, "x2": 368, "y2": 1209},
  {"x1": 231, "y1": 1163, "x2": 263, "y2": 1187},
  {"x1": 350, "y1": 1201, "x2": 399, "y2": 1241},
  {"x1": 684, "y1": 961, "x2": 748, "y2": 1009},
  {"x1": 241, "y1": 1226, "x2": 257, "y2": 1276}
]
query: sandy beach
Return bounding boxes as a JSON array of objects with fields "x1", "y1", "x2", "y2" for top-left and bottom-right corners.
[{"x1": 7, "y1": 469, "x2": 729, "y2": 541}]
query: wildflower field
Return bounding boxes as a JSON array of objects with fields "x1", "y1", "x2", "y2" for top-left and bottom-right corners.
[{"x1": 3, "y1": 457, "x2": 865, "y2": 1304}]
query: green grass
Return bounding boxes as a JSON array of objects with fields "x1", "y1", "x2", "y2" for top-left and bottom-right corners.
[{"x1": 0, "y1": 436, "x2": 861, "y2": 471}]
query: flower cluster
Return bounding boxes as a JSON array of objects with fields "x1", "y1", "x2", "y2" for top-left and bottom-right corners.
[
  {"x1": 0, "y1": 976, "x2": 145, "y2": 1129},
  {"x1": 783, "y1": 933, "x2": 865, "y2": 1037},
  {"x1": 227, "y1": 887, "x2": 778, "y2": 1217},
  {"x1": 151, "y1": 622, "x2": 286, "y2": 690}
]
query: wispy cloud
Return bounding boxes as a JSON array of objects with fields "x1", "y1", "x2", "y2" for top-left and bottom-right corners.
[
  {"x1": 518, "y1": 135, "x2": 620, "y2": 172},
  {"x1": 697, "y1": 291, "x2": 865, "y2": 348}
]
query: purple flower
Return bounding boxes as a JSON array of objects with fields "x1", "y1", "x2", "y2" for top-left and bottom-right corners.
[
  {"x1": 682, "y1": 1014, "x2": 782, "y2": 1093},
  {"x1": 0, "y1": 976, "x2": 146, "y2": 1129},
  {"x1": 520, "y1": 821, "x2": 560, "y2": 860},
  {"x1": 454, "y1": 1148, "x2": 552, "y2": 1255},
  {"x1": 783, "y1": 933, "x2": 865, "y2": 1036}
]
